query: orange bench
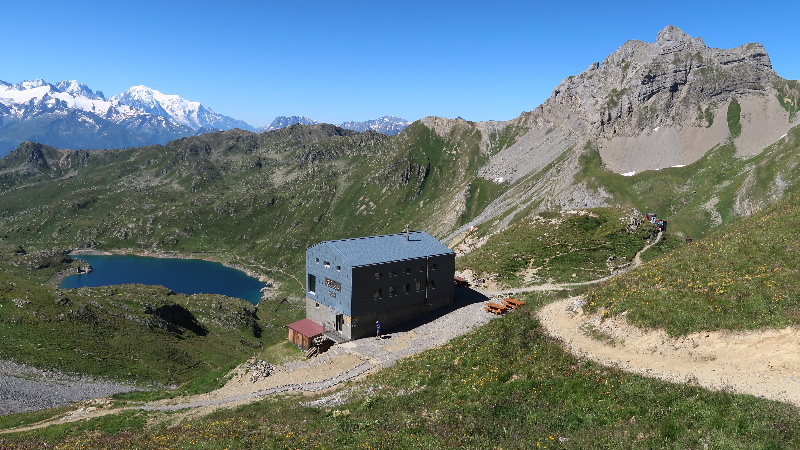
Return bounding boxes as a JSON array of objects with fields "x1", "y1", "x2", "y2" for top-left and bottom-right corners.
[
  {"x1": 485, "y1": 302, "x2": 510, "y2": 314},
  {"x1": 503, "y1": 298, "x2": 526, "y2": 309}
]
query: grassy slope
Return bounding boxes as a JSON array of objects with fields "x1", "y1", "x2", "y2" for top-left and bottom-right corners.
[
  {"x1": 458, "y1": 207, "x2": 661, "y2": 286},
  {"x1": 3, "y1": 116, "x2": 800, "y2": 444},
  {"x1": 3, "y1": 292, "x2": 798, "y2": 449},
  {"x1": 4, "y1": 170, "x2": 800, "y2": 446},
  {"x1": 0, "y1": 123, "x2": 517, "y2": 386},
  {"x1": 0, "y1": 266, "x2": 262, "y2": 385},
  {"x1": 587, "y1": 195, "x2": 800, "y2": 336},
  {"x1": 0, "y1": 123, "x2": 507, "y2": 289}
]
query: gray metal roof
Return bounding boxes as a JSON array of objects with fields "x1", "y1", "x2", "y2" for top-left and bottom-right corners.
[{"x1": 311, "y1": 231, "x2": 454, "y2": 267}]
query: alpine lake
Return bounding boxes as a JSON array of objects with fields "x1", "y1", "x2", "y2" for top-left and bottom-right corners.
[{"x1": 60, "y1": 254, "x2": 266, "y2": 304}]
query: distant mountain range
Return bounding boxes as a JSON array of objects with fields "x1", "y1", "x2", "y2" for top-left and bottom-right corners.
[
  {"x1": 0, "y1": 79, "x2": 410, "y2": 156},
  {"x1": 261, "y1": 115, "x2": 410, "y2": 136}
]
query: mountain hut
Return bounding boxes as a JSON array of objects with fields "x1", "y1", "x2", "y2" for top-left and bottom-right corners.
[{"x1": 301, "y1": 231, "x2": 456, "y2": 341}]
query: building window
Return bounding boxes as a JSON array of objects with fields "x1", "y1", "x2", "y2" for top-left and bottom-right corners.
[
  {"x1": 428, "y1": 279, "x2": 437, "y2": 289},
  {"x1": 375, "y1": 271, "x2": 383, "y2": 279},
  {"x1": 336, "y1": 265, "x2": 341, "y2": 271},
  {"x1": 418, "y1": 265, "x2": 425, "y2": 272},
  {"x1": 404, "y1": 267, "x2": 411, "y2": 274},
  {"x1": 415, "y1": 282, "x2": 422, "y2": 292},
  {"x1": 324, "y1": 261, "x2": 331, "y2": 268},
  {"x1": 429, "y1": 263, "x2": 437, "y2": 271},
  {"x1": 315, "y1": 302, "x2": 319, "y2": 308},
  {"x1": 373, "y1": 289, "x2": 383, "y2": 300},
  {"x1": 315, "y1": 258, "x2": 320, "y2": 264},
  {"x1": 404, "y1": 284, "x2": 410, "y2": 294},
  {"x1": 308, "y1": 274, "x2": 317, "y2": 294},
  {"x1": 389, "y1": 269, "x2": 398, "y2": 277},
  {"x1": 389, "y1": 286, "x2": 397, "y2": 297}
]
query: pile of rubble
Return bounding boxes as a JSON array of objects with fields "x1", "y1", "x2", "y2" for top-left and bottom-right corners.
[{"x1": 246, "y1": 359, "x2": 274, "y2": 383}]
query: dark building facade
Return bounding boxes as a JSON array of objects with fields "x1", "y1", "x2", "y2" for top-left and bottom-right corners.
[{"x1": 305, "y1": 231, "x2": 456, "y2": 341}]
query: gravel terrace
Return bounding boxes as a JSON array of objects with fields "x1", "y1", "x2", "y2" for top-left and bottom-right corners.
[{"x1": 0, "y1": 359, "x2": 139, "y2": 416}]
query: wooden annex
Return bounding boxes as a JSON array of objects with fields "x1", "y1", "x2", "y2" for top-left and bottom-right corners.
[{"x1": 286, "y1": 318, "x2": 326, "y2": 350}]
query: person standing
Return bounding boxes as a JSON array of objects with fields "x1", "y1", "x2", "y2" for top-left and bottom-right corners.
[{"x1": 376, "y1": 320, "x2": 381, "y2": 339}]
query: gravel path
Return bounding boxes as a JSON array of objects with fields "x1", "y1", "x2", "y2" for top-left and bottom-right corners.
[
  {"x1": 0, "y1": 360, "x2": 139, "y2": 416},
  {"x1": 141, "y1": 286, "x2": 500, "y2": 412}
]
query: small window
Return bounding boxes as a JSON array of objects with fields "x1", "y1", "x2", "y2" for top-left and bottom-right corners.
[
  {"x1": 315, "y1": 258, "x2": 320, "y2": 264},
  {"x1": 315, "y1": 302, "x2": 320, "y2": 308},
  {"x1": 418, "y1": 265, "x2": 425, "y2": 273},
  {"x1": 389, "y1": 269, "x2": 398, "y2": 277},
  {"x1": 324, "y1": 261, "x2": 331, "y2": 268},
  {"x1": 389, "y1": 286, "x2": 397, "y2": 297},
  {"x1": 404, "y1": 284, "x2": 410, "y2": 294},
  {"x1": 404, "y1": 267, "x2": 411, "y2": 274},
  {"x1": 428, "y1": 279, "x2": 436, "y2": 289},
  {"x1": 373, "y1": 289, "x2": 383, "y2": 300},
  {"x1": 375, "y1": 271, "x2": 383, "y2": 279},
  {"x1": 429, "y1": 263, "x2": 437, "y2": 271},
  {"x1": 308, "y1": 274, "x2": 317, "y2": 294},
  {"x1": 336, "y1": 265, "x2": 341, "y2": 271},
  {"x1": 415, "y1": 282, "x2": 422, "y2": 292}
]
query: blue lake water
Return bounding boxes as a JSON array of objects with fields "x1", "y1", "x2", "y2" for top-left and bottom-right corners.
[{"x1": 60, "y1": 254, "x2": 265, "y2": 304}]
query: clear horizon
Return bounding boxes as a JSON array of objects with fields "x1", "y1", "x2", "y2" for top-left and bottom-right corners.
[{"x1": 3, "y1": 0, "x2": 798, "y2": 128}]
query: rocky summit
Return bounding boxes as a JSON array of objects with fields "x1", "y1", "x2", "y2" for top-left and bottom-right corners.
[{"x1": 480, "y1": 25, "x2": 799, "y2": 181}]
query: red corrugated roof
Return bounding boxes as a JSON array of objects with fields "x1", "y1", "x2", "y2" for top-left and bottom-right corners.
[{"x1": 286, "y1": 318, "x2": 326, "y2": 337}]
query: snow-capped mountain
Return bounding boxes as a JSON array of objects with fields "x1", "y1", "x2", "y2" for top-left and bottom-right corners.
[
  {"x1": 0, "y1": 77, "x2": 410, "y2": 157},
  {"x1": 0, "y1": 79, "x2": 254, "y2": 156},
  {"x1": 338, "y1": 116, "x2": 410, "y2": 135},
  {"x1": 262, "y1": 115, "x2": 410, "y2": 135},
  {"x1": 0, "y1": 79, "x2": 135, "y2": 119},
  {"x1": 113, "y1": 86, "x2": 253, "y2": 132},
  {"x1": 262, "y1": 115, "x2": 319, "y2": 131}
]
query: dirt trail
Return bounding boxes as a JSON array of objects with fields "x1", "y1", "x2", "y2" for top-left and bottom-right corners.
[
  {"x1": 479, "y1": 231, "x2": 663, "y2": 296},
  {"x1": 538, "y1": 298, "x2": 800, "y2": 406},
  {"x1": 480, "y1": 231, "x2": 800, "y2": 406}
]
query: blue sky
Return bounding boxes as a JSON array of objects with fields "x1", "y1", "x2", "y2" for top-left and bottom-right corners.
[{"x1": 3, "y1": 1, "x2": 798, "y2": 127}]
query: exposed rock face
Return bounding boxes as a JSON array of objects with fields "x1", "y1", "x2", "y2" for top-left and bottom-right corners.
[
  {"x1": 553, "y1": 25, "x2": 779, "y2": 138},
  {"x1": 480, "y1": 25, "x2": 798, "y2": 179}
]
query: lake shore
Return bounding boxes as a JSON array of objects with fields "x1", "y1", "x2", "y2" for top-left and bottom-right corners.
[{"x1": 61, "y1": 249, "x2": 280, "y2": 298}]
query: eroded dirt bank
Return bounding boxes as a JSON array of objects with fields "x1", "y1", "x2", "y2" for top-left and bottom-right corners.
[{"x1": 538, "y1": 297, "x2": 800, "y2": 406}]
